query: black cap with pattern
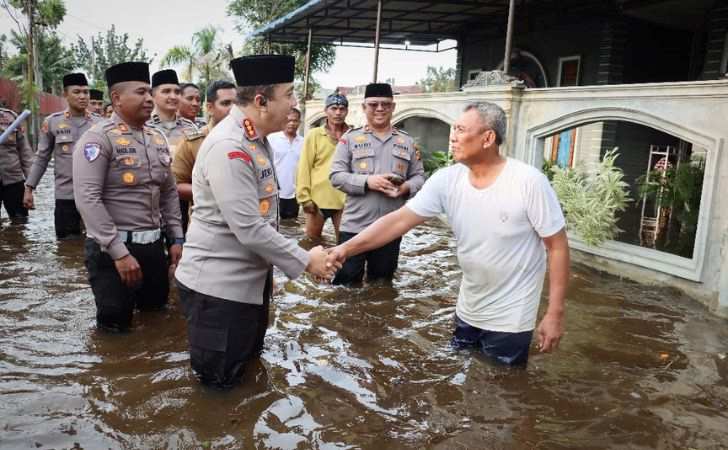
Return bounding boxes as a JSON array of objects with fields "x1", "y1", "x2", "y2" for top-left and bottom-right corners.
[
  {"x1": 230, "y1": 55, "x2": 295, "y2": 87},
  {"x1": 105, "y1": 62, "x2": 150, "y2": 87},
  {"x1": 63, "y1": 73, "x2": 88, "y2": 88},
  {"x1": 151, "y1": 69, "x2": 180, "y2": 88},
  {"x1": 364, "y1": 83, "x2": 393, "y2": 98}
]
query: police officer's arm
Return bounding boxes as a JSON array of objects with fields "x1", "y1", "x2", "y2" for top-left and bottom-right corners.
[
  {"x1": 295, "y1": 132, "x2": 315, "y2": 205},
  {"x1": 160, "y1": 157, "x2": 184, "y2": 241},
  {"x1": 25, "y1": 117, "x2": 54, "y2": 190},
  {"x1": 17, "y1": 126, "x2": 33, "y2": 178},
  {"x1": 329, "y1": 137, "x2": 368, "y2": 195},
  {"x1": 72, "y1": 131, "x2": 129, "y2": 260},
  {"x1": 401, "y1": 141, "x2": 425, "y2": 196},
  {"x1": 171, "y1": 139, "x2": 195, "y2": 201},
  {"x1": 205, "y1": 140, "x2": 310, "y2": 279}
]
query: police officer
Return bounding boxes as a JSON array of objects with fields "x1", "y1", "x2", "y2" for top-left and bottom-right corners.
[
  {"x1": 175, "y1": 55, "x2": 336, "y2": 388},
  {"x1": 178, "y1": 82, "x2": 206, "y2": 128},
  {"x1": 88, "y1": 89, "x2": 105, "y2": 116},
  {"x1": 147, "y1": 69, "x2": 198, "y2": 156},
  {"x1": 73, "y1": 61, "x2": 184, "y2": 332},
  {"x1": 329, "y1": 83, "x2": 425, "y2": 285},
  {"x1": 173, "y1": 80, "x2": 237, "y2": 233},
  {"x1": 0, "y1": 106, "x2": 33, "y2": 223},
  {"x1": 24, "y1": 73, "x2": 104, "y2": 239}
]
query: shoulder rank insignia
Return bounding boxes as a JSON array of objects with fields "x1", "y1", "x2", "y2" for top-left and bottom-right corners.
[
  {"x1": 63, "y1": 111, "x2": 71, "y2": 119},
  {"x1": 183, "y1": 128, "x2": 203, "y2": 141},
  {"x1": 242, "y1": 118, "x2": 257, "y2": 140}
]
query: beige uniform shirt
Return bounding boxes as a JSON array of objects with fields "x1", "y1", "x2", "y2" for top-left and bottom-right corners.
[
  {"x1": 330, "y1": 126, "x2": 425, "y2": 234},
  {"x1": 175, "y1": 106, "x2": 310, "y2": 304},
  {"x1": 72, "y1": 113, "x2": 183, "y2": 260},
  {"x1": 0, "y1": 108, "x2": 33, "y2": 185},
  {"x1": 171, "y1": 118, "x2": 216, "y2": 185},
  {"x1": 146, "y1": 112, "x2": 198, "y2": 156},
  {"x1": 26, "y1": 110, "x2": 102, "y2": 199}
]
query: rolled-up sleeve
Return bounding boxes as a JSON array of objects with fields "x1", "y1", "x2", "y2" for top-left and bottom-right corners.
[
  {"x1": 329, "y1": 137, "x2": 368, "y2": 196},
  {"x1": 206, "y1": 141, "x2": 310, "y2": 279}
]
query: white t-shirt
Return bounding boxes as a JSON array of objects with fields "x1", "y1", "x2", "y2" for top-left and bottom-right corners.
[
  {"x1": 406, "y1": 158, "x2": 565, "y2": 332},
  {"x1": 268, "y1": 132, "x2": 303, "y2": 199}
]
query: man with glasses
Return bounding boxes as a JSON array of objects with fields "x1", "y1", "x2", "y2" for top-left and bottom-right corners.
[{"x1": 329, "y1": 83, "x2": 424, "y2": 285}]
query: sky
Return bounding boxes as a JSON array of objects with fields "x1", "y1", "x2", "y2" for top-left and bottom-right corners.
[{"x1": 1, "y1": 0, "x2": 457, "y2": 89}]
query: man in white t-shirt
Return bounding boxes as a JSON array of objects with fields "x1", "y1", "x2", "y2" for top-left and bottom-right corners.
[
  {"x1": 326, "y1": 102, "x2": 570, "y2": 366},
  {"x1": 268, "y1": 108, "x2": 303, "y2": 219}
]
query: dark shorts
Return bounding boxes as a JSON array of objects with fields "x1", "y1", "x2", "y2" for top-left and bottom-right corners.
[
  {"x1": 279, "y1": 197, "x2": 299, "y2": 220},
  {"x1": 84, "y1": 238, "x2": 170, "y2": 331},
  {"x1": 451, "y1": 314, "x2": 533, "y2": 366},
  {"x1": 319, "y1": 208, "x2": 339, "y2": 220},
  {"x1": 55, "y1": 199, "x2": 82, "y2": 239},
  {"x1": 176, "y1": 272, "x2": 272, "y2": 389},
  {"x1": 0, "y1": 181, "x2": 28, "y2": 223},
  {"x1": 332, "y1": 231, "x2": 401, "y2": 285}
]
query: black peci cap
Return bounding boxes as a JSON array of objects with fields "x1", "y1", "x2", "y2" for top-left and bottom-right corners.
[
  {"x1": 63, "y1": 73, "x2": 88, "y2": 88},
  {"x1": 364, "y1": 83, "x2": 393, "y2": 98},
  {"x1": 151, "y1": 69, "x2": 180, "y2": 88},
  {"x1": 105, "y1": 62, "x2": 150, "y2": 88},
  {"x1": 230, "y1": 55, "x2": 295, "y2": 87},
  {"x1": 89, "y1": 89, "x2": 103, "y2": 101}
]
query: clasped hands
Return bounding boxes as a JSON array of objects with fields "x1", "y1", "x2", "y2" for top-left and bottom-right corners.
[
  {"x1": 305, "y1": 245, "x2": 348, "y2": 283},
  {"x1": 366, "y1": 174, "x2": 409, "y2": 198}
]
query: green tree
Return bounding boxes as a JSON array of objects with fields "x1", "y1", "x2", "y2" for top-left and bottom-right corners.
[
  {"x1": 160, "y1": 25, "x2": 232, "y2": 96},
  {"x1": 227, "y1": 0, "x2": 336, "y2": 100},
  {"x1": 3, "y1": 30, "x2": 75, "y2": 94},
  {"x1": 72, "y1": 24, "x2": 149, "y2": 90},
  {"x1": 417, "y1": 66, "x2": 456, "y2": 93}
]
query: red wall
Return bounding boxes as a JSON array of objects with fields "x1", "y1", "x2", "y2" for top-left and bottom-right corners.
[{"x1": 0, "y1": 77, "x2": 67, "y2": 115}]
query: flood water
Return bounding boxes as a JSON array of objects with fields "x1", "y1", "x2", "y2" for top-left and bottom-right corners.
[{"x1": 1, "y1": 177, "x2": 728, "y2": 450}]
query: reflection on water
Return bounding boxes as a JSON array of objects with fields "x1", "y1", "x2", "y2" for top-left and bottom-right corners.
[{"x1": 1, "y1": 177, "x2": 727, "y2": 449}]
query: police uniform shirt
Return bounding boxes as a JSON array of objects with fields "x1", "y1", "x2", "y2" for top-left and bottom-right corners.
[
  {"x1": 175, "y1": 106, "x2": 310, "y2": 304},
  {"x1": 0, "y1": 108, "x2": 33, "y2": 185},
  {"x1": 172, "y1": 120, "x2": 214, "y2": 185},
  {"x1": 72, "y1": 113, "x2": 183, "y2": 260},
  {"x1": 330, "y1": 126, "x2": 425, "y2": 234},
  {"x1": 26, "y1": 110, "x2": 102, "y2": 199},
  {"x1": 147, "y1": 113, "x2": 198, "y2": 154}
]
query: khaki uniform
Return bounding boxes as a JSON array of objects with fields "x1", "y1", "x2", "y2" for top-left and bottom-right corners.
[
  {"x1": 26, "y1": 110, "x2": 102, "y2": 199},
  {"x1": 0, "y1": 108, "x2": 33, "y2": 185},
  {"x1": 171, "y1": 118, "x2": 216, "y2": 185},
  {"x1": 146, "y1": 112, "x2": 198, "y2": 156},
  {"x1": 330, "y1": 126, "x2": 425, "y2": 234},
  {"x1": 175, "y1": 106, "x2": 310, "y2": 304},
  {"x1": 72, "y1": 113, "x2": 183, "y2": 260}
]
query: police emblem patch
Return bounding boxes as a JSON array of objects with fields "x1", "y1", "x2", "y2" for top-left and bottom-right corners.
[
  {"x1": 122, "y1": 157, "x2": 136, "y2": 166},
  {"x1": 62, "y1": 144, "x2": 70, "y2": 153},
  {"x1": 122, "y1": 172, "x2": 136, "y2": 185},
  {"x1": 359, "y1": 161, "x2": 368, "y2": 170},
  {"x1": 84, "y1": 143, "x2": 101, "y2": 162}
]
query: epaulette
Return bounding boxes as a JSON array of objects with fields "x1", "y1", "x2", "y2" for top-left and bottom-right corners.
[
  {"x1": 343, "y1": 126, "x2": 362, "y2": 136},
  {"x1": 183, "y1": 128, "x2": 204, "y2": 141},
  {"x1": 179, "y1": 117, "x2": 199, "y2": 130},
  {"x1": 394, "y1": 127, "x2": 409, "y2": 135}
]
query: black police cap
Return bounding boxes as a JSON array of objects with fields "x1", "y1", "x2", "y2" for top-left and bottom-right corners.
[
  {"x1": 152, "y1": 69, "x2": 180, "y2": 88},
  {"x1": 365, "y1": 83, "x2": 393, "y2": 98},
  {"x1": 105, "y1": 62, "x2": 150, "y2": 88},
  {"x1": 63, "y1": 73, "x2": 88, "y2": 88},
  {"x1": 230, "y1": 55, "x2": 295, "y2": 87},
  {"x1": 89, "y1": 89, "x2": 103, "y2": 101}
]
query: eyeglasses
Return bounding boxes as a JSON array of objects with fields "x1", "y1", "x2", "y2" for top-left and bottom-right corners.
[{"x1": 364, "y1": 101, "x2": 393, "y2": 110}]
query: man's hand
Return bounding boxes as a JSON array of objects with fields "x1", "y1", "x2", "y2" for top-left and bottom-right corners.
[
  {"x1": 23, "y1": 186, "x2": 34, "y2": 209},
  {"x1": 326, "y1": 245, "x2": 347, "y2": 270},
  {"x1": 306, "y1": 245, "x2": 339, "y2": 281},
  {"x1": 168, "y1": 243, "x2": 183, "y2": 267},
  {"x1": 383, "y1": 182, "x2": 411, "y2": 199},
  {"x1": 537, "y1": 312, "x2": 564, "y2": 353},
  {"x1": 302, "y1": 201, "x2": 318, "y2": 215},
  {"x1": 114, "y1": 254, "x2": 143, "y2": 288},
  {"x1": 366, "y1": 174, "x2": 396, "y2": 193}
]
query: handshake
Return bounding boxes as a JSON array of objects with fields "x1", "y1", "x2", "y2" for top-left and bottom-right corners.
[{"x1": 304, "y1": 245, "x2": 349, "y2": 282}]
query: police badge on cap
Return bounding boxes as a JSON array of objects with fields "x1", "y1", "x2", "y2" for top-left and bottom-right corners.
[
  {"x1": 230, "y1": 55, "x2": 295, "y2": 86},
  {"x1": 63, "y1": 73, "x2": 88, "y2": 88}
]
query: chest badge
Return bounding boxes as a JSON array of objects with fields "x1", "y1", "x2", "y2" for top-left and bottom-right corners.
[
  {"x1": 359, "y1": 161, "x2": 368, "y2": 170},
  {"x1": 62, "y1": 144, "x2": 70, "y2": 153},
  {"x1": 256, "y1": 155, "x2": 267, "y2": 165},
  {"x1": 354, "y1": 135, "x2": 367, "y2": 144},
  {"x1": 259, "y1": 199, "x2": 270, "y2": 215},
  {"x1": 57, "y1": 122, "x2": 70, "y2": 130},
  {"x1": 122, "y1": 172, "x2": 136, "y2": 185},
  {"x1": 122, "y1": 157, "x2": 136, "y2": 166},
  {"x1": 265, "y1": 183, "x2": 274, "y2": 193},
  {"x1": 243, "y1": 118, "x2": 257, "y2": 140},
  {"x1": 116, "y1": 137, "x2": 131, "y2": 146}
]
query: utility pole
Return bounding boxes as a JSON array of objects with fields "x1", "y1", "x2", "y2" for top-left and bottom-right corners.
[{"x1": 25, "y1": 0, "x2": 39, "y2": 148}]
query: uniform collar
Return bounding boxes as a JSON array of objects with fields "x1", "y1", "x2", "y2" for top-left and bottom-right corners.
[{"x1": 63, "y1": 109, "x2": 92, "y2": 120}]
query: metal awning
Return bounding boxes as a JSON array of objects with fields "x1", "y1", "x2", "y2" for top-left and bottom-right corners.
[{"x1": 248, "y1": 0, "x2": 509, "y2": 47}]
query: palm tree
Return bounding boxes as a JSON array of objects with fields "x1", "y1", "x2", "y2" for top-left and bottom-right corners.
[{"x1": 160, "y1": 26, "x2": 231, "y2": 94}]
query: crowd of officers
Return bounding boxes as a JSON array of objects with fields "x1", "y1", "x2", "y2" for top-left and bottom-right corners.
[{"x1": 0, "y1": 54, "x2": 424, "y2": 389}]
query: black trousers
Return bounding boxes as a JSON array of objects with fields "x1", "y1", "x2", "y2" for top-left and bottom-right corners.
[
  {"x1": 177, "y1": 272, "x2": 272, "y2": 389},
  {"x1": 332, "y1": 231, "x2": 402, "y2": 285},
  {"x1": 0, "y1": 181, "x2": 28, "y2": 222},
  {"x1": 180, "y1": 199, "x2": 190, "y2": 234},
  {"x1": 55, "y1": 199, "x2": 82, "y2": 239},
  {"x1": 84, "y1": 238, "x2": 170, "y2": 331},
  {"x1": 279, "y1": 197, "x2": 299, "y2": 220},
  {"x1": 451, "y1": 315, "x2": 534, "y2": 366}
]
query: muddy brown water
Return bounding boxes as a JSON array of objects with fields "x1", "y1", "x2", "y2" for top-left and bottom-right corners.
[{"x1": 1, "y1": 178, "x2": 728, "y2": 450}]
